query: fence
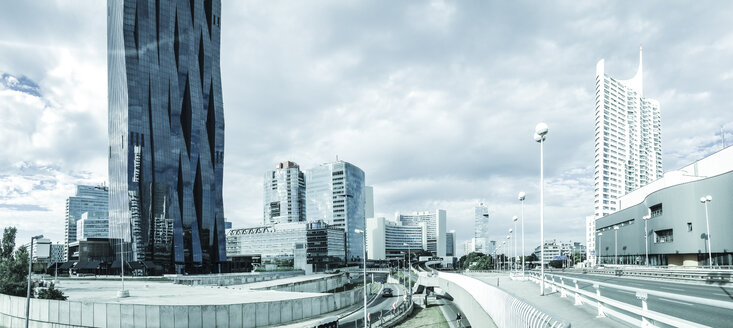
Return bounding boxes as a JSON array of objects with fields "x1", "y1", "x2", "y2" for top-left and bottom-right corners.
[
  {"x1": 577, "y1": 266, "x2": 733, "y2": 284},
  {"x1": 419, "y1": 272, "x2": 569, "y2": 328},
  {"x1": 527, "y1": 271, "x2": 733, "y2": 327}
]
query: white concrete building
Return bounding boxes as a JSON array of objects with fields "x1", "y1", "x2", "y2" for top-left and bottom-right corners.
[
  {"x1": 589, "y1": 47, "x2": 662, "y2": 261},
  {"x1": 366, "y1": 217, "x2": 424, "y2": 260},
  {"x1": 396, "y1": 210, "x2": 447, "y2": 257}
]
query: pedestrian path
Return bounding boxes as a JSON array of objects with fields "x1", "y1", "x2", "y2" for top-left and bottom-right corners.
[{"x1": 468, "y1": 273, "x2": 629, "y2": 328}]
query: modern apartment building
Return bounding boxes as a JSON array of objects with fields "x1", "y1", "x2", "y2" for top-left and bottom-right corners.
[
  {"x1": 474, "y1": 204, "x2": 489, "y2": 253},
  {"x1": 263, "y1": 161, "x2": 306, "y2": 224},
  {"x1": 396, "y1": 210, "x2": 446, "y2": 257},
  {"x1": 589, "y1": 47, "x2": 662, "y2": 263},
  {"x1": 64, "y1": 185, "x2": 108, "y2": 260},
  {"x1": 305, "y1": 160, "x2": 366, "y2": 263},
  {"x1": 108, "y1": 0, "x2": 227, "y2": 273}
]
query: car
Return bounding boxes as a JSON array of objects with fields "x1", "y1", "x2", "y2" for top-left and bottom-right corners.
[{"x1": 382, "y1": 288, "x2": 393, "y2": 297}]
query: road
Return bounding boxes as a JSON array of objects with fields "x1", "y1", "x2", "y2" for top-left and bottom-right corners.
[
  {"x1": 548, "y1": 271, "x2": 733, "y2": 327},
  {"x1": 339, "y1": 283, "x2": 406, "y2": 327}
]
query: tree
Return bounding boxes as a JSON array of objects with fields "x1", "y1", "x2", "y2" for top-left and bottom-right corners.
[
  {"x1": 0, "y1": 244, "x2": 30, "y2": 297},
  {"x1": 548, "y1": 260, "x2": 564, "y2": 269},
  {"x1": 37, "y1": 283, "x2": 67, "y2": 300},
  {"x1": 1, "y1": 227, "x2": 17, "y2": 259}
]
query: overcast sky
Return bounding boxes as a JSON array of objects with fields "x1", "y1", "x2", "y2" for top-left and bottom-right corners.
[{"x1": 1, "y1": 1, "x2": 731, "y2": 255}]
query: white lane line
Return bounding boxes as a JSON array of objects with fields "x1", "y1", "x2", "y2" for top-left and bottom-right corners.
[
  {"x1": 659, "y1": 286, "x2": 685, "y2": 292},
  {"x1": 658, "y1": 298, "x2": 694, "y2": 306},
  {"x1": 616, "y1": 290, "x2": 635, "y2": 295}
]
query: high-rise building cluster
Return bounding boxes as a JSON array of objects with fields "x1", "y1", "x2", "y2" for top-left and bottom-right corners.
[{"x1": 587, "y1": 47, "x2": 663, "y2": 264}]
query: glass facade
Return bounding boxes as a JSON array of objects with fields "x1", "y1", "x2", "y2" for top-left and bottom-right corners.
[
  {"x1": 305, "y1": 161, "x2": 366, "y2": 263},
  {"x1": 263, "y1": 161, "x2": 306, "y2": 224},
  {"x1": 64, "y1": 185, "x2": 109, "y2": 260},
  {"x1": 108, "y1": 0, "x2": 226, "y2": 273},
  {"x1": 76, "y1": 211, "x2": 110, "y2": 241},
  {"x1": 474, "y1": 204, "x2": 489, "y2": 253},
  {"x1": 397, "y1": 210, "x2": 446, "y2": 256}
]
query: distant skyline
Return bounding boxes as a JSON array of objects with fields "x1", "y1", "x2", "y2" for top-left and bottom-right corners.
[{"x1": 1, "y1": 1, "x2": 732, "y2": 255}]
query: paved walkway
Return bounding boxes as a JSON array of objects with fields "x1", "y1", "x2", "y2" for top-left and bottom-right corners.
[{"x1": 468, "y1": 273, "x2": 629, "y2": 328}]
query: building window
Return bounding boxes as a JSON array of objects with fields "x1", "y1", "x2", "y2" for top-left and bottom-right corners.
[
  {"x1": 654, "y1": 229, "x2": 673, "y2": 243},
  {"x1": 649, "y1": 203, "x2": 663, "y2": 218}
]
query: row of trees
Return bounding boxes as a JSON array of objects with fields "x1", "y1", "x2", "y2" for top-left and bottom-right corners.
[
  {"x1": 457, "y1": 252, "x2": 541, "y2": 270},
  {"x1": 0, "y1": 227, "x2": 66, "y2": 300}
]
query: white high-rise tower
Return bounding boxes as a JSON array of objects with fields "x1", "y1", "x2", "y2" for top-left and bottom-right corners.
[{"x1": 589, "y1": 47, "x2": 662, "y2": 262}]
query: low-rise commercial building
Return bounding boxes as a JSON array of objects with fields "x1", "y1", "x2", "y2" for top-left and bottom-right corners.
[{"x1": 595, "y1": 147, "x2": 733, "y2": 266}]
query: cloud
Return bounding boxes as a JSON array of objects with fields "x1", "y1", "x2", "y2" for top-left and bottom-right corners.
[{"x1": 1, "y1": 1, "x2": 732, "y2": 256}]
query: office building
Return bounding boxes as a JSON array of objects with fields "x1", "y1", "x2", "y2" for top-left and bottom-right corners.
[
  {"x1": 365, "y1": 186, "x2": 374, "y2": 219},
  {"x1": 474, "y1": 204, "x2": 489, "y2": 253},
  {"x1": 397, "y1": 210, "x2": 447, "y2": 257},
  {"x1": 446, "y1": 231, "x2": 456, "y2": 257},
  {"x1": 366, "y1": 217, "x2": 424, "y2": 260},
  {"x1": 533, "y1": 240, "x2": 586, "y2": 265},
  {"x1": 589, "y1": 47, "x2": 662, "y2": 263},
  {"x1": 226, "y1": 221, "x2": 345, "y2": 270},
  {"x1": 595, "y1": 146, "x2": 733, "y2": 266},
  {"x1": 263, "y1": 161, "x2": 306, "y2": 224},
  {"x1": 305, "y1": 160, "x2": 366, "y2": 263},
  {"x1": 64, "y1": 185, "x2": 108, "y2": 260},
  {"x1": 108, "y1": 0, "x2": 227, "y2": 273},
  {"x1": 76, "y1": 211, "x2": 110, "y2": 241}
]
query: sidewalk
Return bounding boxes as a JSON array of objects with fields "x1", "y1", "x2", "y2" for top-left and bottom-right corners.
[{"x1": 468, "y1": 273, "x2": 629, "y2": 328}]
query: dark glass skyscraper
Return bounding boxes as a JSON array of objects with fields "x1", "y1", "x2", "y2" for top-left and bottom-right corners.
[{"x1": 108, "y1": 0, "x2": 226, "y2": 273}]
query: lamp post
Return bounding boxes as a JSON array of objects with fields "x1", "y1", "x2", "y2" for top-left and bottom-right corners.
[
  {"x1": 505, "y1": 236, "x2": 510, "y2": 272},
  {"x1": 534, "y1": 122, "x2": 548, "y2": 295},
  {"x1": 613, "y1": 226, "x2": 619, "y2": 265},
  {"x1": 597, "y1": 232, "x2": 603, "y2": 265},
  {"x1": 355, "y1": 229, "x2": 367, "y2": 327},
  {"x1": 508, "y1": 230, "x2": 513, "y2": 271},
  {"x1": 26, "y1": 234, "x2": 43, "y2": 328},
  {"x1": 643, "y1": 215, "x2": 651, "y2": 266},
  {"x1": 518, "y1": 192, "x2": 526, "y2": 276},
  {"x1": 700, "y1": 195, "x2": 713, "y2": 267},
  {"x1": 403, "y1": 242, "x2": 411, "y2": 297},
  {"x1": 512, "y1": 216, "x2": 518, "y2": 272}
]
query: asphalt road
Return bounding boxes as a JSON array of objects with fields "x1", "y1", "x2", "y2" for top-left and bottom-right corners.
[
  {"x1": 339, "y1": 283, "x2": 406, "y2": 328},
  {"x1": 548, "y1": 271, "x2": 733, "y2": 327}
]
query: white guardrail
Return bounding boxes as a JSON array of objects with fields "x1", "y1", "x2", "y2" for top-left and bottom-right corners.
[
  {"x1": 578, "y1": 266, "x2": 733, "y2": 284},
  {"x1": 527, "y1": 271, "x2": 733, "y2": 328}
]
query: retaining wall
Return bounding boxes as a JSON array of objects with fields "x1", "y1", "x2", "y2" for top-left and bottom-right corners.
[
  {"x1": 252, "y1": 273, "x2": 347, "y2": 293},
  {"x1": 0, "y1": 287, "x2": 364, "y2": 328},
  {"x1": 171, "y1": 271, "x2": 304, "y2": 286}
]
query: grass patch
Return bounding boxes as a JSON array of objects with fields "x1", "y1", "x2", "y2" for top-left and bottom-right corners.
[{"x1": 393, "y1": 305, "x2": 449, "y2": 328}]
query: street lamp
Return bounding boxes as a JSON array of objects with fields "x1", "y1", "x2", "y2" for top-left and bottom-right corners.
[
  {"x1": 597, "y1": 232, "x2": 603, "y2": 265},
  {"x1": 402, "y1": 242, "x2": 411, "y2": 297},
  {"x1": 504, "y1": 238, "x2": 509, "y2": 271},
  {"x1": 534, "y1": 122, "x2": 548, "y2": 295},
  {"x1": 613, "y1": 226, "x2": 619, "y2": 265},
  {"x1": 643, "y1": 215, "x2": 651, "y2": 266},
  {"x1": 355, "y1": 229, "x2": 367, "y2": 327},
  {"x1": 508, "y1": 230, "x2": 513, "y2": 271},
  {"x1": 512, "y1": 216, "x2": 518, "y2": 272},
  {"x1": 26, "y1": 234, "x2": 43, "y2": 328},
  {"x1": 518, "y1": 192, "x2": 526, "y2": 276},
  {"x1": 700, "y1": 195, "x2": 713, "y2": 267}
]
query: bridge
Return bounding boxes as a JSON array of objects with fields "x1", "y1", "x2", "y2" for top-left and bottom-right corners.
[{"x1": 411, "y1": 263, "x2": 733, "y2": 328}]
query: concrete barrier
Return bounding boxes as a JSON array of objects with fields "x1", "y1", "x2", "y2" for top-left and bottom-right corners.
[
  {"x1": 171, "y1": 271, "x2": 304, "y2": 286},
  {"x1": 251, "y1": 273, "x2": 347, "y2": 293},
  {"x1": 0, "y1": 286, "x2": 366, "y2": 328}
]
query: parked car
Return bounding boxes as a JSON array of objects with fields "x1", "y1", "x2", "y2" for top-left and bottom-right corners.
[{"x1": 382, "y1": 288, "x2": 393, "y2": 297}]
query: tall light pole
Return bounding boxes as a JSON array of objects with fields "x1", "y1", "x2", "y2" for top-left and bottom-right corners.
[
  {"x1": 508, "y1": 230, "x2": 514, "y2": 271},
  {"x1": 403, "y1": 242, "x2": 411, "y2": 297},
  {"x1": 534, "y1": 122, "x2": 548, "y2": 295},
  {"x1": 613, "y1": 226, "x2": 619, "y2": 265},
  {"x1": 505, "y1": 236, "x2": 510, "y2": 271},
  {"x1": 643, "y1": 215, "x2": 651, "y2": 266},
  {"x1": 355, "y1": 229, "x2": 367, "y2": 327},
  {"x1": 700, "y1": 195, "x2": 713, "y2": 267},
  {"x1": 26, "y1": 234, "x2": 43, "y2": 328},
  {"x1": 512, "y1": 217, "x2": 518, "y2": 271},
  {"x1": 597, "y1": 232, "x2": 603, "y2": 265},
  {"x1": 518, "y1": 192, "x2": 526, "y2": 276}
]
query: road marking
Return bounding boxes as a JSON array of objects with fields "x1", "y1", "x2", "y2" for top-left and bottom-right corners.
[
  {"x1": 713, "y1": 293, "x2": 730, "y2": 297},
  {"x1": 616, "y1": 290, "x2": 635, "y2": 295},
  {"x1": 659, "y1": 298, "x2": 694, "y2": 306}
]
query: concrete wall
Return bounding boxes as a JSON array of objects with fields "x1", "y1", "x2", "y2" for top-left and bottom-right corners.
[
  {"x1": 171, "y1": 271, "x2": 303, "y2": 286},
  {"x1": 252, "y1": 273, "x2": 346, "y2": 293},
  {"x1": 0, "y1": 287, "x2": 364, "y2": 328}
]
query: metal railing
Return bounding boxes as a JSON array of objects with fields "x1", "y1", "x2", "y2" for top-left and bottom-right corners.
[
  {"x1": 577, "y1": 266, "x2": 733, "y2": 284},
  {"x1": 527, "y1": 271, "x2": 733, "y2": 327}
]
